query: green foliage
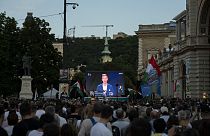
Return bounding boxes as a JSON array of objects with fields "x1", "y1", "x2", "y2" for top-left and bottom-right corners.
[
  {"x1": 20, "y1": 16, "x2": 62, "y2": 93},
  {"x1": 0, "y1": 12, "x2": 62, "y2": 96},
  {"x1": 0, "y1": 12, "x2": 21, "y2": 96},
  {"x1": 63, "y1": 36, "x2": 138, "y2": 89}
]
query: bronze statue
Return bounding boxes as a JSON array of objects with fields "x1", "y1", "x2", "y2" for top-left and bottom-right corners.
[{"x1": 22, "y1": 55, "x2": 31, "y2": 76}]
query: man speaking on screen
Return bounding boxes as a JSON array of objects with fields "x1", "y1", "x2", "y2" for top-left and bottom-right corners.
[{"x1": 96, "y1": 74, "x2": 114, "y2": 96}]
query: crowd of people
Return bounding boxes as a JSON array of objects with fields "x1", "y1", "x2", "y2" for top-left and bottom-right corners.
[{"x1": 0, "y1": 97, "x2": 210, "y2": 136}]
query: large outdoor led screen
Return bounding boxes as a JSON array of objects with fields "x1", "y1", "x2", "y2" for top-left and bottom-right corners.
[{"x1": 85, "y1": 71, "x2": 124, "y2": 97}]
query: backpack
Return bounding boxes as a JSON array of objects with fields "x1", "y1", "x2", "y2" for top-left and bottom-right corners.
[
  {"x1": 90, "y1": 117, "x2": 97, "y2": 126},
  {"x1": 112, "y1": 126, "x2": 121, "y2": 136}
]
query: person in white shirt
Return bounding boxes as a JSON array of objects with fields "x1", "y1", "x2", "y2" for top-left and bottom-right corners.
[
  {"x1": 35, "y1": 103, "x2": 45, "y2": 119},
  {"x1": 45, "y1": 105, "x2": 67, "y2": 127},
  {"x1": 2, "y1": 102, "x2": 21, "y2": 128},
  {"x1": 28, "y1": 113, "x2": 56, "y2": 136},
  {"x1": 78, "y1": 102, "x2": 103, "y2": 136},
  {"x1": 112, "y1": 109, "x2": 129, "y2": 136},
  {"x1": 4, "y1": 111, "x2": 18, "y2": 136},
  {"x1": 90, "y1": 105, "x2": 113, "y2": 136}
]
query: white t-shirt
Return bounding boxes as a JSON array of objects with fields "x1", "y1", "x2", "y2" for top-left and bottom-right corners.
[
  {"x1": 103, "y1": 84, "x2": 108, "y2": 91},
  {"x1": 28, "y1": 130, "x2": 43, "y2": 136},
  {"x1": 78, "y1": 116, "x2": 100, "y2": 136},
  {"x1": 35, "y1": 109, "x2": 45, "y2": 119},
  {"x1": 90, "y1": 122, "x2": 112, "y2": 136},
  {"x1": 4, "y1": 125, "x2": 14, "y2": 136},
  {"x1": 58, "y1": 115, "x2": 67, "y2": 127},
  {"x1": 2, "y1": 111, "x2": 21, "y2": 127}
]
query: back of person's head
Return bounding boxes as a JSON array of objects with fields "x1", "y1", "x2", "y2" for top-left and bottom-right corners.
[
  {"x1": 122, "y1": 104, "x2": 127, "y2": 112},
  {"x1": 70, "y1": 105, "x2": 76, "y2": 113},
  {"x1": 128, "y1": 108, "x2": 139, "y2": 122},
  {"x1": 101, "y1": 105, "x2": 113, "y2": 119},
  {"x1": 7, "y1": 110, "x2": 18, "y2": 126},
  {"x1": 93, "y1": 102, "x2": 103, "y2": 114},
  {"x1": 150, "y1": 110, "x2": 160, "y2": 119},
  {"x1": 153, "y1": 118, "x2": 166, "y2": 133},
  {"x1": 167, "y1": 115, "x2": 179, "y2": 130},
  {"x1": 43, "y1": 123, "x2": 60, "y2": 136},
  {"x1": 20, "y1": 101, "x2": 32, "y2": 117},
  {"x1": 160, "y1": 106, "x2": 169, "y2": 115},
  {"x1": 146, "y1": 107, "x2": 152, "y2": 117},
  {"x1": 9, "y1": 102, "x2": 17, "y2": 110},
  {"x1": 55, "y1": 104, "x2": 62, "y2": 114},
  {"x1": 61, "y1": 123, "x2": 77, "y2": 136},
  {"x1": 126, "y1": 118, "x2": 151, "y2": 136},
  {"x1": 116, "y1": 109, "x2": 124, "y2": 119},
  {"x1": 3, "y1": 102, "x2": 9, "y2": 110},
  {"x1": 181, "y1": 128, "x2": 200, "y2": 136},
  {"x1": 40, "y1": 113, "x2": 56, "y2": 128},
  {"x1": 45, "y1": 106, "x2": 55, "y2": 116},
  {"x1": 178, "y1": 110, "x2": 187, "y2": 120}
]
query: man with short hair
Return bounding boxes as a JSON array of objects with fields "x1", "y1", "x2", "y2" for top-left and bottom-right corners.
[
  {"x1": 12, "y1": 102, "x2": 39, "y2": 136},
  {"x1": 153, "y1": 118, "x2": 167, "y2": 136},
  {"x1": 112, "y1": 108, "x2": 129, "y2": 136},
  {"x1": 96, "y1": 74, "x2": 114, "y2": 96},
  {"x1": 45, "y1": 105, "x2": 67, "y2": 127},
  {"x1": 126, "y1": 118, "x2": 151, "y2": 136},
  {"x1": 78, "y1": 102, "x2": 103, "y2": 136},
  {"x1": 90, "y1": 105, "x2": 113, "y2": 136}
]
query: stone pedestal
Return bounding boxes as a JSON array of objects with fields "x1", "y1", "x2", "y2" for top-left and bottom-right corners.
[{"x1": 19, "y1": 76, "x2": 33, "y2": 99}]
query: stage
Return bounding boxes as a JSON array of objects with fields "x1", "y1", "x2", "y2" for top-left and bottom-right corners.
[{"x1": 84, "y1": 97, "x2": 128, "y2": 102}]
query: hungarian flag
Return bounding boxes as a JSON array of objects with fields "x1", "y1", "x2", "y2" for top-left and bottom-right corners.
[
  {"x1": 146, "y1": 55, "x2": 161, "y2": 76},
  {"x1": 146, "y1": 55, "x2": 161, "y2": 96},
  {"x1": 69, "y1": 81, "x2": 84, "y2": 97}
]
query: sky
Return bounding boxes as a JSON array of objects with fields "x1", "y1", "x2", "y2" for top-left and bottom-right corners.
[{"x1": 0, "y1": 0, "x2": 186, "y2": 38}]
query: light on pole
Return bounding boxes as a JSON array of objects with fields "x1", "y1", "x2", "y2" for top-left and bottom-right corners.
[{"x1": 63, "y1": 0, "x2": 79, "y2": 46}]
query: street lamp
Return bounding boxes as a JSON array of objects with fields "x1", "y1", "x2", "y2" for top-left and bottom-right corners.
[{"x1": 63, "y1": 0, "x2": 79, "y2": 46}]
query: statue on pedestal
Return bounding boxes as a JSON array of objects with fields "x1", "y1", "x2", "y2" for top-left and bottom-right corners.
[{"x1": 22, "y1": 55, "x2": 31, "y2": 76}]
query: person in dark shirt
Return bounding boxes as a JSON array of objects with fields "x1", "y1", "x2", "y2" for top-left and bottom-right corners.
[{"x1": 12, "y1": 102, "x2": 39, "y2": 136}]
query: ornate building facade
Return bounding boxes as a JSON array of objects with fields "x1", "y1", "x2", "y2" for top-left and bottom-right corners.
[
  {"x1": 159, "y1": 0, "x2": 210, "y2": 98},
  {"x1": 135, "y1": 23, "x2": 176, "y2": 81}
]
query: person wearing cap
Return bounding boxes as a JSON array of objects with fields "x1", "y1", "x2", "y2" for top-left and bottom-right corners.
[{"x1": 96, "y1": 74, "x2": 114, "y2": 97}]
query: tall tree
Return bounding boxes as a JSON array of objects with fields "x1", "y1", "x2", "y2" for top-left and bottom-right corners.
[
  {"x1": 0, "y1": 12, "x2": 21, "y2": 96},
  {"x1": 20, "y1": 13, "x2": 62, "y2": 94}
]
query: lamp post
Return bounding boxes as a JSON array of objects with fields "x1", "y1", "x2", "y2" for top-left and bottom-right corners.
[{"x1": 63, "y1": 0, "x2": 79, "y2": 46}]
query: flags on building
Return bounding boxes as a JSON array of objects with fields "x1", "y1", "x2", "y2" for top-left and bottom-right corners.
[
  {"x1": 141, "y1": 83, "x2": 151, "y2": 97},
  {"x1": 147, "y1": 55, "x2": 161, "y2": 76},
  {"x1": 144, "y1": 55, "x2": 161, "y2": 96}
]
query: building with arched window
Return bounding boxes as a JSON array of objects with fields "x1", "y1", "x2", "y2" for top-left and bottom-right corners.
[{"x1": 158, "y1": 0, "x2": 210, "y2": 98}]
